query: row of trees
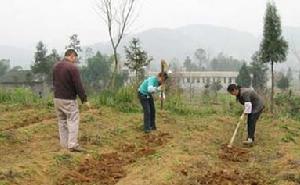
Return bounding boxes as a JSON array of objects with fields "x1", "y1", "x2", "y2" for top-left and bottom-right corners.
[
  {"x1": 182, "y1": 49, "x2": 245, "y2": 72},
  {"x1": 29, "y1": 33, "x2": 152, "y2": 90}
]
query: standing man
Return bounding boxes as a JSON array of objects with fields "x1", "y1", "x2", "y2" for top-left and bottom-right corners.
[
  {"x1": 138, "y1": 72, "x2": 168, "y2": 133},
  {"x1": 53, "y1": 49, "x2": 89, "y2": 152},
  {"x1": 227, "y1": 84, "x2": 264, "y2": 146}
]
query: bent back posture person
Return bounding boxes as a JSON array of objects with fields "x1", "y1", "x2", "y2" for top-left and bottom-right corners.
[
  {"x1": 227, "y1": 84, "x2": 264, "y2": 146},
  {"x1": 138, "y1": 72, "x2": 168, "y2": 133}
]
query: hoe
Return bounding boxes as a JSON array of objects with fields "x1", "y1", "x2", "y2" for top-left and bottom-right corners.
[{"x1": 227, "y1": 113, "x2": 245, "y2": 148}]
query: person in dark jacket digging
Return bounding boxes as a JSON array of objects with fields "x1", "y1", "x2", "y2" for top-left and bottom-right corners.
[
  {"x1": 138, "y1": 72, "x2": 169, "y2": 133},
  {"x1": 227, "y1": 84, "x2": 264, "y2": 146}
]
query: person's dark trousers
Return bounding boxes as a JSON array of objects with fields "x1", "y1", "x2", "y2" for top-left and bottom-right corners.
[
  {"x1": 148, "y1": 95, "x2": 156, "y2": 130},
  {"x1": 247, "y1": 110, "x2": 262, "y2": 141},
  {"x1": 138, "y1": 92, "x2": 156, "y2": 132}
]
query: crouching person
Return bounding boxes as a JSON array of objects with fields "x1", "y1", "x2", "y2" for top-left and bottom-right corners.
[
  {"x1": 138, "y1": 72, "x2": 169, "y2": 133},
  {"x1": 227, "y1": 84, "x2": 264, "y2": 146}
]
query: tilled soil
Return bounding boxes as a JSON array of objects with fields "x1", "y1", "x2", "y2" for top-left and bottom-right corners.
[
  {"x1": 193, "y1": 169, "x2": 267, "y2": 185},
  {"x1": 58, "y1": 132, "x2": 172, "y2": 185},
  {"x1": 58, "y1": 152, "x2": 132, "y2": 185},
  {"x1": 219, "y1": 144, "x2": 251, "y2": 162}
]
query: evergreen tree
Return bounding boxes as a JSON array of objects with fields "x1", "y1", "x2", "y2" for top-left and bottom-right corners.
[
  {"x1": 65, "y1": 34, "x2": 82, "y2": 53},
  {"x1": 287, "y1": 67, "x2": 293, "y2": 83},
  {"x1": 81, "y1": 52, "x2": 112, "y2": 89},
  {"x1": 194, "y1": 48, "x2": 207, "y2": 70},
  {"x1": 250, "y1": 52, "x2": 268, "y2": 93},
  {"x1": 32, "y1": 41, "x2": 61, "y2": 83},
  {"x1": 277, "y1": 75, "x2": 289, "y2": 90},
  {"x1": 183, "y1": 56, "x2": 197, "y2": 71},
  {"x1": 124, "y1": 38, "x2": 153, "y2": 81},
  {"x1": 236, "y1": 63, "x2": 251, "y2": 88},
  {"x1": 32, "y1": 41, "x2": 48, "y2": 75},
  {"x1": 258, "y1": 1, "x2": 288, "y2": 113},
  {"x1": 0, "y1": 60, "x2": 9, "y2": 77}
]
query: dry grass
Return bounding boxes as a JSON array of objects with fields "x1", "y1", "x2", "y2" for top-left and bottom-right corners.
[{"x1": 0, "y1": 102, "x2": 300, "y2": 185}]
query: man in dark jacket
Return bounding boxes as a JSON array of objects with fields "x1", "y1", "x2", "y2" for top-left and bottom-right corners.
[
  {"x1": 53, "y1": 49, "x2": 89, "y2": 152},
  {"x1": 227, "y1": 84, "x2": 264, "y2": 146}
]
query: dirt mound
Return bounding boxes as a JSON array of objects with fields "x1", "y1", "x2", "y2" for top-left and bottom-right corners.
[
  {"x1": 195, "y1": 169, "x2": 267, "y2": 185},
  {"x1": 219, "y1": 144, "x2": 250, "y2": 162},
  {"x1": 135, "y1": 147, "x2": 156, "y2": 157},
  {"x1": 58, "y1": 152, "x2": 133, "y2": 185},
  {"x1": 140, "y1": 132, "x2": 172, "y2": 147}
]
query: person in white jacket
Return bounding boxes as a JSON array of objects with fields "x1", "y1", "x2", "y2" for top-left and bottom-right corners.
[{"x1": 227, "y1": 84, "x2": 264, "y2": 145}]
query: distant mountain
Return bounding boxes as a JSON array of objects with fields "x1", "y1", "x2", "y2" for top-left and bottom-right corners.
[
  {"x1": 0, "y1": 45, "x2": 33, "y2": 69},
  {"x1": 89, "y1": 24, "x2": 259, "y2": 68},
  {"x1": 1, "y1": 24, "x2": 299, "y2": 71}
]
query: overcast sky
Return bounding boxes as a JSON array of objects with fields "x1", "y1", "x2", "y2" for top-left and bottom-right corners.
[{"x1": 1, "y1": 0, "x2": 299, "y2": 51}]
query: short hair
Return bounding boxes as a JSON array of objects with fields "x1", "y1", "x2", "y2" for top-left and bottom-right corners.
[
  {"x1": 227, "y1": 84, "x2": 240, "y2": 92},
  {"x1": 64, "y1": 49, "x2": 78, "y2": 57},
  {"x1": 158, "y1": 72, "x2": 169, "y2": 80}
]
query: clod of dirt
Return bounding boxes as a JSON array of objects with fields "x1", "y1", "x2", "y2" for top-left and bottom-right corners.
[
  {"x1": 219, "y1": 144, "x2": 250, "y2": 162},
  {"x1": 135, "y1": 147, "x2": 156, "y2": 157},
  {"x1": 194, "y1": 169, "x2": 266, "y2": 185},
  {"x1": 58, "y1": 152, "x2": 132, "y2": 185},
  {"x1": 119, "y1": 143, "x2": 136, "y2": 153},
  {"x1": 140, "y1": 132, "x2": 172, "y2": 147}
]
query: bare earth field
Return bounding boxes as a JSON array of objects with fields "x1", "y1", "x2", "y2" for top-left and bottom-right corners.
[{"x1": 0, "y1": 103, "x2": 300, "y2": 185}]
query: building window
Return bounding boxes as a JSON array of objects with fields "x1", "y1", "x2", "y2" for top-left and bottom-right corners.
[
  {"x1": 197, "y1": 78, "x2": 200, "y2": 83},
  {"x1": 187, "y1": 77, "x2": 190, "y2": 83},
  {"x1": 229, "y1": 77, "x2": 232, "y2": 83}
]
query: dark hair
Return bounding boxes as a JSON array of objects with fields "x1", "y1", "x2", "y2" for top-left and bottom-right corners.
[
  {"x1": 64, "y1": 49, "x2": 78, "y2": 57},
  {"x1": 227, "y1": 84, "x2": 241, "y2": 92},
  {"x1": 158, "y1": 72, "x2": 169, "y2": 80}
]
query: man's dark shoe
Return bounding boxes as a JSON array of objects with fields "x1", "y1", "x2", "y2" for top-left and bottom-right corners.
[
  {"x1": 151, "y1": 127, "x2": 157, "y2": 131},
  {"x1": 69, "y1": 146, "x2": 86, "y2": 152},
  {"x1": 144, "y1": 130, "x2": 151, "y2": 134}
]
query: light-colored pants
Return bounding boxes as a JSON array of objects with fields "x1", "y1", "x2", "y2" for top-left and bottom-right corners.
[{"x1": 54, "y1": 98, "x2": 79, "y2": 149}]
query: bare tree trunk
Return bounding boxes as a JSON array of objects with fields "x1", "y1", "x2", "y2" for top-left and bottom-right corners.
[{"x1": 271, "y1": 61, "x2": 274, "y2": 114}]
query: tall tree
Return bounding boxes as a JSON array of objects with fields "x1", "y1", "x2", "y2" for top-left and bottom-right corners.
[
  {"x1": 236, "y1": 63, "x2": 251, "y2": 88},
  {"x1": 209, "y1": 52, "x2": 243, "y2": 71},
  {"x1": 124, "y1": 38, "x2": 152, "y2": 81},
  {"x1": 194, "y1": 48, "x2": 207, "y2": 70},
  {"x1": 258, "y1": 1, "x2": 288, "y2": 113},
  {"x1": 46, "y1": 49, "x2": 61, "y2": 82},
  {"x1": 65, "y1": 34, "x2": 82, "y2": 53},
  {"x1": 183, "y1": 56, "x2": 197, "y2": 71},
  {"x1": 0, "y1": 59, "x2": 9, "y2": 77},
  {"x1": 32, "y1": 42, "x2": 60, "y2": 83},
  {"x1": 250, "y1": 52, "x2": 268, "y2": 93},
  {"x1": 277, "y1": 75, "x2": 289, "y2": 91},
  {"x1": 287, "y1": 67, "x2": 293, "y2": 83},
  {"x1": 32, "y1": 41, "x2": 48, "y2": 75},
  {"x1": 96, "y1": 0, "x2": 139, "y2": 88},
  {"x1": 81, "y1": 52, "x2": 112, "y2": 90}
]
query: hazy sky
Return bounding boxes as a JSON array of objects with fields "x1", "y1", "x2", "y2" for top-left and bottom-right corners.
[{"x1": 1, "y1": 0, "x2": 299, "y2": 51}]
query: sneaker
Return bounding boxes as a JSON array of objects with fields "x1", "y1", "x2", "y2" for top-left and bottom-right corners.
[
  {"x1": 243, "y1": 138, "x2": 254, "y2": 146},
  {"x1": 69, "y1": 146, "x2": 86, "y2": 152}
]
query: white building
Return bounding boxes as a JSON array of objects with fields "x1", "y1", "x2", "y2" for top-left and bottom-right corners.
[{"x1": 149, "y1": 71, "x2": 238, "y2": 90}]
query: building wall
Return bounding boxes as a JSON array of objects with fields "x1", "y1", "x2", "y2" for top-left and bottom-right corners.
[{"x1": 148, "y1": 71, "x2": 238, "y2": 90}]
